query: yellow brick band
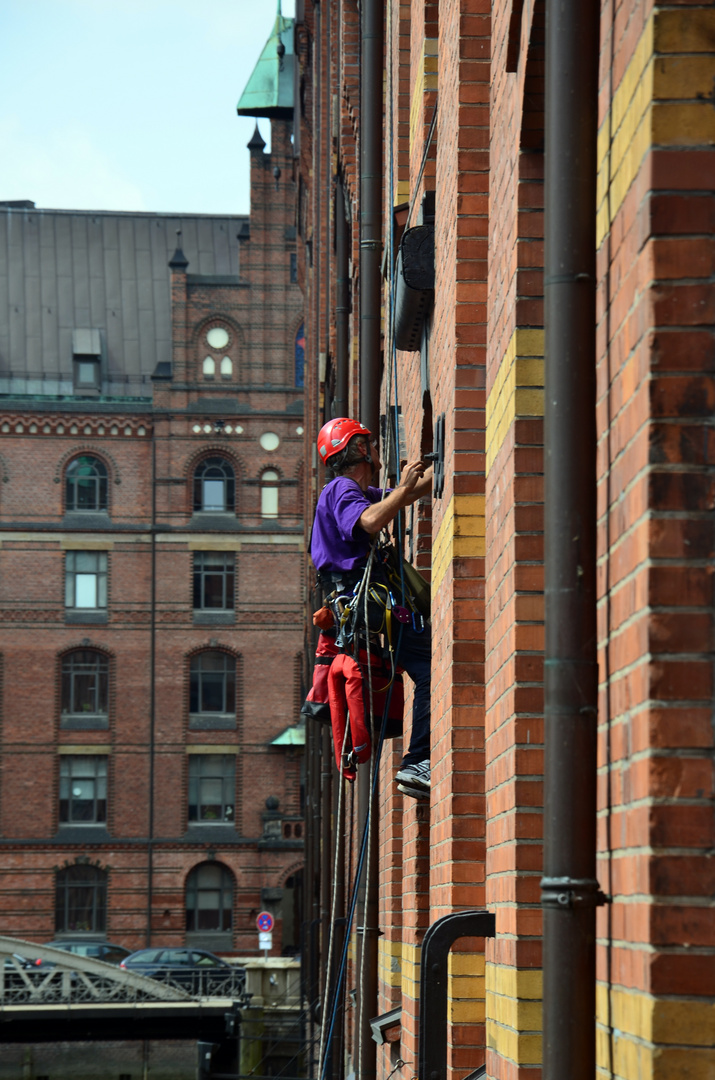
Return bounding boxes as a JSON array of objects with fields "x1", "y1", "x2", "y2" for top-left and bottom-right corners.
[
  {"x1": 432, "y1": 493, "x2": 486, "y2": 595},
  {"x1": 485, "y1": 964, "x2": 543, "y2": 1068},
  {"x1": 485, "y1": 328, "x2": 544, "y2": 476},
  {"x1": 378, "y1": 938, "x2": 403, "y2": 988},
  {"x1": 401, "y1": 941, "x2": 421, "y2": 1000},
  {"x1": 409, "y1": 39, "x2": 438, "y2": 153},
  {"x1": 597, "y1": 9, "x2": 715, "y2": 248},
  {"x1": 596, "y1": 984, "x2": 715, "y2": 1048}
]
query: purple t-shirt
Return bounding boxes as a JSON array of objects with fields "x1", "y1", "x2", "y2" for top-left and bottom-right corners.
[{"x1": 310, "y1": 477, "x2": 386, "y2": 573}]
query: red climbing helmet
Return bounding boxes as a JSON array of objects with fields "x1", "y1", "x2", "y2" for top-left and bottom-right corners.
[{"x1": 316, "y1": 417, "x2": 372, "y2": 463}]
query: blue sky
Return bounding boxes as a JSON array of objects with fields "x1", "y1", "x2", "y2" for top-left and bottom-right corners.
[{"x1": 0, "y1": 0, "x2": 294, "y2": 215}]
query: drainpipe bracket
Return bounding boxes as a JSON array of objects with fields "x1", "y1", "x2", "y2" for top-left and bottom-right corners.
[
  {"x1": 360, "y1": 239, "x2": 383, "y2": 252},
  {"x1": 540, "y1": 877, "x2": 609, "y2": 909}
]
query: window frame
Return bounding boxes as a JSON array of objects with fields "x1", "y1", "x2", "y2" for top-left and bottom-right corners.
[
  {"x1": 185, "y1": 863, "x2": 234, "y2": 935},
  {"x1": 193, "y1": 457, "x2": 235, "y2": 514},
  {"x1": 192, "y1": 552, "x2": 235, "y2": 611},
  {"x1": 260, "y1": 471, "x2": 280, "y2": 519},
  {"x1": 55, "y1": 864, "x2": 107, "y2": 935},
  {"x1": 65, "y1": 455, "x2": 109, "y2": 514},
  {"x1": 65, "y1": 551, "x2": 108, "y2": 611},
  {"x1": 59, "y1": 755, "x2": 108, "y2": 826},
  {"x1": 189, "y1": 651, "x2": 236, "y2": 723},
  {"x1": 187, "y1": 754, "x2": 236, "y2": 824},
  {"x1": 60, "y1": 650, "x2": 109, "y2": 727}
]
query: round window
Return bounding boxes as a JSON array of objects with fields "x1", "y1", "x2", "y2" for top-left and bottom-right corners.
[
  {"x1": 206, "y1": 327, "x2": 230, "y2": 349},
  {"x1": 259, "y1": 432, "x2": 280, "y2": 452}
]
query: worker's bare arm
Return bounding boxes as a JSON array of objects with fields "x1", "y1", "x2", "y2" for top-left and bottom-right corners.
[{"x1": 357, "y1": 462, "x2": 433, "y2": 534}]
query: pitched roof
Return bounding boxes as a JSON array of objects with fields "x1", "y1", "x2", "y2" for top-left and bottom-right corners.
[{"x1": 0, "y1": 206, "x2": 246, "y2": 399}]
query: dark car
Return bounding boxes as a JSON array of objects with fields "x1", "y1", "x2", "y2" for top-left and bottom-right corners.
[
  {"x1": 35, "y1": 940, "x2": 131, "y2": 970},
  {"x1": 120, "y1": 947, "x2": 246, "y2": 995}
]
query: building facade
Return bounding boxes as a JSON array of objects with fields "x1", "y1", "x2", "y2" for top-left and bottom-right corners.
[
  {"x1": 296, "y1": 2, "x2": 715, "y2": 1080},
  {"x1": 0, "y1": 90, "x2": 305, "y2": 955}
]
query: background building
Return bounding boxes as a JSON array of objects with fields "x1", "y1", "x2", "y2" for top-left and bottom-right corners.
[
  {"x1": 296, "y1": 2, "x2": 715, "y2": 1080},
  {"x1": 0, "y1": 18, "x2": 305, "y2": 957}
]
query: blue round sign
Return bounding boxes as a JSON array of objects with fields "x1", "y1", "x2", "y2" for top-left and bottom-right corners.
[{"x1": 256, "y1": 911, "x2": 274, "y2": 932}]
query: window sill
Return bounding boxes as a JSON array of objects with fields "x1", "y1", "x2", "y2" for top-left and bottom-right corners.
[
  {"x1": 65, "y1": 610, "x2": 108, "y2": 625},
  {"x1": 189, "y1": 513, "x2": 239, "y2": 532},
  {"x1": 61, "y1": 716, "x2": 109, "y2": 730},
  {"x1": 62, "y1": 513, "x2": 111, "y2": 529},
  {"x1": 193, "y1": 610, "x2": 235, "y2": 625},
  {"x1": 55, "y1": 825, "x2": 110, "y2": 842},
  {"x1": 189, "y1": 714, "x2": 236, "y2": 731}
]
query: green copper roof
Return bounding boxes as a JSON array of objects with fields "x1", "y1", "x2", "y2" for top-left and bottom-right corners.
[
  {"x1": 269, "y1": 722, "x2": 305, "y2": 747},
  {"x1": 237, "y1": 6, "x2": 294, "y2": 119}
]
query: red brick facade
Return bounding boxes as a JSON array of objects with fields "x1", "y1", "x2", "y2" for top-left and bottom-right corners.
[
  {"x1": 298, "y1": 1, "x2": 714, "y2": 1079},
  {"x1": 0, "y1": 119, "x2": 305, "y2": 957}
]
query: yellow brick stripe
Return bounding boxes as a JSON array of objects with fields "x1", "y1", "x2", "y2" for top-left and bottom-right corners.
[
  {"x1": 485, "y1": 963, "x2": 543, "y2": 1067},
  {"x1": 431, "y1": 493, "x2": 486, "y2": 595},
  {"x1": 449, "y1": 951, "x2": 486, "y2": 1024},
  {"x1": 378, "y1": 938, "x2": 403, "y2": 989},
  {"x1": 485, "y1": 328, "x2": 544, "y2": 477},
  {"x1": 409, "y1": 38, "x2": 438, "y2": 153},
  {"x1": 596, "y1": 984, "x2": 715, "y2": 1079},
  {"x1": 597, "y1": 8, "x2": 715, "y2": 247}
]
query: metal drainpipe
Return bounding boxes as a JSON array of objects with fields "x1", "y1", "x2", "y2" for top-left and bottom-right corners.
[
  {"x1": 335, "y1": 177, "x2": 350, "y2": 416},
  {"x1": 358, "y1": 0, "x2": 383, "y2": 435},
  {"x1": 320, "y1": 726, "x2": 334, "y2": 1055},
  {"x1": 145, "y1": 423, "x2": 157, "y2": 947},
  {"x1": 541, "y1": 0, "x2": 601, "y2": 1078}
]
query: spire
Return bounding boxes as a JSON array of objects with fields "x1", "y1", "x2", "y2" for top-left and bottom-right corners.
[
  {"x1": 247, "y1": 124, "x2": 266, "y2": 153},
  {"x1": 236, "y1": 10, "x2": 294, "y2": 118},
  {"x1": 168, "y1": 229, "x2": 189, "y2": 270}
]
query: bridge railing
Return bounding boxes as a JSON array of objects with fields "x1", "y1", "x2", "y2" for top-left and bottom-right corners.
[{"x1": 0, "y1": 936, "x2": 247, "y2": 1006}]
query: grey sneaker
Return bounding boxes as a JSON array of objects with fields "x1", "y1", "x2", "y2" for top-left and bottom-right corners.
[
  {"x1": 397, "y1": 782, "x2": 430, "y2": 800},
  {"x1": 395, "y1": 760, "x2": 430, "y2": 790}
]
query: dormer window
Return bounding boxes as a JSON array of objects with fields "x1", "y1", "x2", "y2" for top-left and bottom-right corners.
[{"x1": 72, "y1": 329, "x2": 102, "y2": 395}]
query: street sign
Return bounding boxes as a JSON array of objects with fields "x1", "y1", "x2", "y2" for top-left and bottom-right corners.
[
  {"x1": 256, "y1": 911, "x2": 275, "y2": 933},
  {"x1": 258, "y1": 931, "x2": 273, "y2": 950}
]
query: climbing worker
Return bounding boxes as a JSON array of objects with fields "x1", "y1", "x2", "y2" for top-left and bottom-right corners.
[{"x1": 311, "y1": 417, "x2": 433, "y2": 798}]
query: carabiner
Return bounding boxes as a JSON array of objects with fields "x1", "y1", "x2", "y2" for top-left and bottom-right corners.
[{"x1": 411, "y1": 612, "x2": 425, "y2": 633}]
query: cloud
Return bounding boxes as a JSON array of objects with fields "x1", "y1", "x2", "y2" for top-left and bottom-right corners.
[{"x1": 0, "y1": 117, "x2": 147, "y2": 212}]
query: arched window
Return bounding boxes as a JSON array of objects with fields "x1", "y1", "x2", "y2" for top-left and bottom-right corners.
[
  {"x1": 65, "y1": 455, "x2": 108, "y2": 513},
  {"x1": 202, "y1": 356, "x2": 215, "y2": 378},
  {"x1": 55, "y1": 864, "x2": 107, "y2": 934},
  {"x1": 61, "y1": 650, "x2": 108, "y2": 724},
  {"x1": 220, "y1": 356, "x2": 233, "y2": 379},
  {"x1": 190, "y1": 652, "x2": 235, "y2": 718},
  {"x1": 193, "y1": 457, "x2": 235, "y2": 513},
  {"x1": 186, "y1": 863, "x2": 234, "y2": 945},
  {"x1": 261, "y1": 471, "x2": 279, "y2": 518}
]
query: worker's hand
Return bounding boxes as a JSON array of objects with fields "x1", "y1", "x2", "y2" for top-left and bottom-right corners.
[{"x1": 398, "y1": 458, "x2": 428, "y2": 494}]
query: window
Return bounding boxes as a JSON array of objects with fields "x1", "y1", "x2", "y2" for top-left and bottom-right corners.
[
  {"x1": 202, "y1": 356, "x2": 215, "y2": 378},
  {"x1": 295, "y1": 323, "x2": 305, "y2": 388},
  {"x1": 193, "y1": 553, "x2": 235, "y2": 610},
  {"x1": 55, "y1": 864, "x2": 107, "y2": 934},
  {"x1": 65, "y1": 552, "x2": 107, "y2": 610},
  {"x1": 61, "y1": 650, "x2": 108, "y2": 723},
  {"x1": 261, "y1": 471, "x2": 279, "y2": 518},
  {"x1": 189, "y1": 652, "x2": 235, "y2": 717},
  {"x1": 59, "y1": 756, "x2": 107, "y2": 824},
  {"x1": 185, "y1": 863, "x2": 233, "y2": 933},
  {"x1": 193, "y1": 457, "x2": 235, "y2": 513},
  {"x1": 220, "y1": 356, "x2": 233, "y2": 379},
  {"x1": 290, "y1": 252, "x2": 297, "y2": 284},
  {"x1": 188, "y1": 755, "x2": 235, "y2": 823},
  {"x1": 65, "y1": 456, "x2": 108, "y2": 513}
]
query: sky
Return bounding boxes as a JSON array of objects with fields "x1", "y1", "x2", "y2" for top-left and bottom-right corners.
[{"x1": 0, "y1": 0, "x2": 295, "y2": 216}]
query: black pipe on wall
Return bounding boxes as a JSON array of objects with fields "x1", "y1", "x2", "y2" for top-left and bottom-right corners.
[
  {"x1": 541, "y1": 0, "x2": 601, "y2": 1077},
  {"x1": 335, "y1": 177, "x2": 350, "y2": 417},
  {"x1": 358, "y1": 0, "x2": 383, "y2": 435}
]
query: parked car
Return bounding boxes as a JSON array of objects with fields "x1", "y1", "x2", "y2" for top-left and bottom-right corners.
[
  {"x1": 120, "y1": 947, "x2": 245, "y2": 994},
  {"x1": 35, "y1": 939, "x2": 131, "y2": 969}
]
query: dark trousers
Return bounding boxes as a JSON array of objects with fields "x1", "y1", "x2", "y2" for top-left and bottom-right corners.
[{"x1": 394, "y1": 621, "x2": 431, "y2": 766}]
